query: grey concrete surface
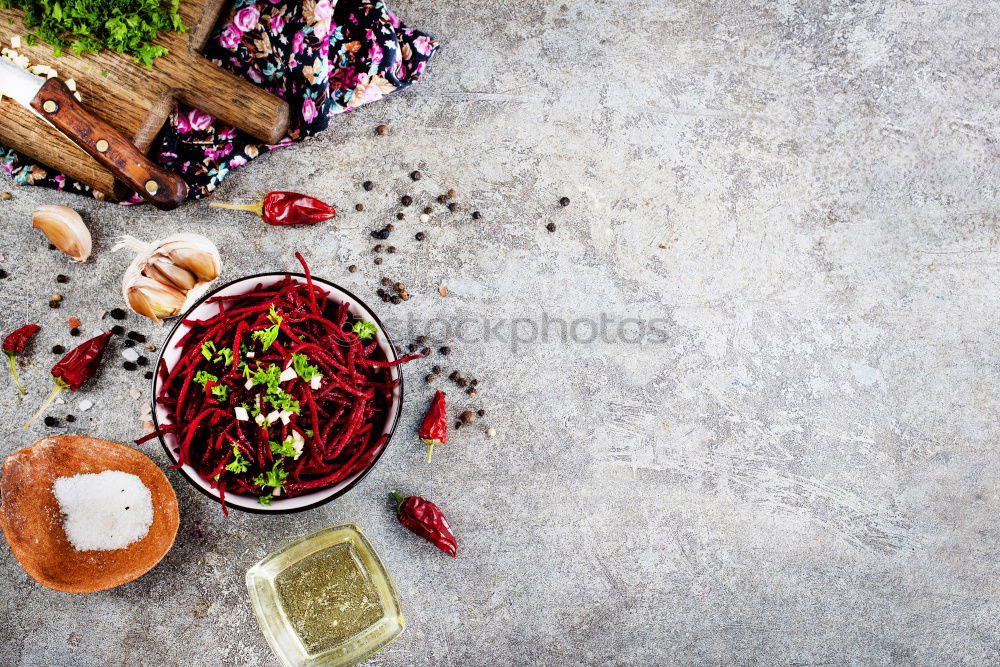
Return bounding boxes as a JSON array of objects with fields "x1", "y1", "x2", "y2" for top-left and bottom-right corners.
[{"x1": 1, "y1": 1, "x2": 998, "y2": 664}]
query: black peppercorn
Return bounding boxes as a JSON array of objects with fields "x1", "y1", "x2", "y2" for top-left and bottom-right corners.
[
  {"x1": 448, "y1": 202, "x2": 458, "y2": 212},
  {"x1": 471, "y1": 378, "x2": 479, "y2": 386},
  {"x1": 66, "y1": 414, "x2": 76, "y2": 423},
  {"x1": 560, "y1": 196, "x2": 571, "y2": 206},
  {"x1": 401, "y1": 195, "x2": 413, "y2": 206},
  {"x1": 467, "y1": 388, "x2": 477, "y2": 397},
  {"x1": 423, "y1": 206, "x2": 433, "y2": 215},
  {"x1": 123, "y1": 339, "x2": 136, "y2": 347},
  {"x1": 381, "y1": 277, "x2": 391, "y2": 286},
  {"x1": 349, "y1": 264, "x2": 358, "y2": 273},
  {"x1": 415, "y1": 232, "x2": 426, "y2": 241},
  {"x1": 52, "y1": 345, "x2": 65, "y2": 354},
  {"x1": 363, "y1": 180, "x2": 374, "y2": 191},
  {"x1": 477, "y1": 409, "x2": 485, "y2": 417},
  {"x1": 70, "y1": 327, "x2": 81, "y2": 337},
  {"x1": 48, "y1": 299, "x2": 61, "y2": 309},
  {"x1": 391, "y1": 295, "x2": 402, "y2": 304},
  {"x1": 471, "y1": 211, "x2": 482, "y2": 220},
  {"x1": 144, "y1": 371, "x2": 154, "y2": 380},
  {"x1": 377, "y1": 288, "x2": 388, "y2": 299},
  {"x1": 433, "y1": 365, "x2": 442, "y2": 374},
  {"x1": 425, "y1": 374, "x2": 437, "y2": 383},
  {"x1": 387, "y1": 246, "x2": 396, "y2": 254},
  {"x1": 355, "y1": 203, "x2": 365, "y2": 212},
  {"x1": 437, "y1": 194, "x2": 448, "y2": 204},
  {"x1": 449, "y1": 371, "x2": 460, "y2": 381},
  {"x1": 110, "y1": 308, "x2": 127, "y2": 320},
  {"x1": 44, "y1": 416, "x2": 59, "y2": 427},
  {"x1": 454, "y1": 420, "x2": 462, "y2": 430},
  {"x1": 386, "y1": 223, "x2": 395, "y2": 232},
  {"x1": 112, "y1": 325, "x2": 125, "y2": 336},
  {"x1": 48, "y1": 243, "x2": 56, "y2": 250},
  {"x1": 417, "y1": 335, "x2": 427, "y2": 344},
  {"x1": 137, "y1": 356, "x2": 149, "y2": 367},
  {"x1": 376, "y1": 124, "x2": 390, "y2": 136},
  {"x1": 421, "y1": 347, "x2": 432, "y2": 356},
  {"x1": 546, "y1": 222, "x2": 557, "y2": 232},
  {"x1": 396, "y1": 212, "x2": 405, "y2": 220},
  {"x1": 439, "y1": 346, "x2": 451, "y2": 355},
  {"x1": 374, "y1": 244, "x2": 383, "y2": 253},
  {"x1": 374, "y1": 257, "x2": 383, "y2": 265},
  {"x1": 0, "y1": 269, "x2": 7, "y2": 279},
  {"x1": 408, "y1": 343, "x2": 419, "y2": 353},
  {"x1": 411, "y1": 170, "x2": 422, "y2": 181},
  {"x1": 378, "y1": 229, "x2": 390, "y2": 240},
  {"x1": 127, "y1": 331, "x2": 147, "y2": 342},
  {"x1": 123, "y1": 361, "x2": 137, "y2": 371},
  {"x1": 56, "y1": 274, "x2": 69, "y2": 283},
  {"x1": 457, "y1": 378, "x2": 468, "y2": 388}
]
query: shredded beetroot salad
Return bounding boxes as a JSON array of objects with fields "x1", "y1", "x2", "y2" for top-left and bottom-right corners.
[{"x1": 140, "y1": 253, "x2": 419, "y2": 513}]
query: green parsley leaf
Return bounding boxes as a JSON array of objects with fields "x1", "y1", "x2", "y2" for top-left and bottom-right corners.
[
  {"x1": 252, "y1": 364, "x2": 282, "y2": 394},
  {"x1": 201, "y1": 340, "x2": 217, "y2": 361},
  {"x1": 193, "y1": 370, "x2": 218, "y2": 389},
  {"x1": 225, "y1": 443, "x2": 249, "y2": 474},
  {"x1": 270, "y1": 438, "x2": 297, "y2": 458},
  {"x1": 264, "y1": 392, "x2": 300, "y2": 415},
  {"x1": 258, "y1": 495, "x2": 273, "y2": 506},
  {"x1": 252, "y1": 461, "x2": 288, "y2": 491},
  {"x1": 291, "y1": 353, "x2": 322, "y2": 382},
  {"x1": 352, "y1": 320, "x2": 378, "y2": 340}
]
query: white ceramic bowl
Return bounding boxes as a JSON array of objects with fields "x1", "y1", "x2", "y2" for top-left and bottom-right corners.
[{"x1": 150, "y1": 272, "x2": 403, "y2": 514}]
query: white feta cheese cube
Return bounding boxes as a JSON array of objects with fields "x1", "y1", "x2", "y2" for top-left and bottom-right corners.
[
  {"x1": 279, "y1": 367, "x2": 297, "y2": 383},
  {"x1": 234, "y1": 406, "x2": 249, "y2": 421}
]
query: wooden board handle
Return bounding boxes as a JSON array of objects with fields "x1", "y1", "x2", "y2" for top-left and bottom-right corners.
[
  {"x1": 177, "y1": 58, "x2": 290, "y2": 145},
  {"x1": 31, "y1": 78, "x2": 188, "y2": 210}
]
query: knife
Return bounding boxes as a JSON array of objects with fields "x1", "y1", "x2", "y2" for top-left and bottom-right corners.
[{"x1": 0, "y1": 58, "x2": 187, "y2": 210}]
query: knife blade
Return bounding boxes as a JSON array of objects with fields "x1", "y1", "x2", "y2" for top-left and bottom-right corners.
[{"x1": 0, "y1": 58, "x2": 187, "y2": 210}]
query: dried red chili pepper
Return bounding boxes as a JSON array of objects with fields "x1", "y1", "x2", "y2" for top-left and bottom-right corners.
[
  {"x1": 391, "y1": 492, "x2": 458, "y2": 557},
  {"x1": 418, "y1": 390, "x2": 447, "y2": 462},
  {"x1": 25, "y1": 330, "x2": 113, "y2": 428},
  {"x1": 3, "y1": 324, "x2": 40, "y2": 395},
  {"x1": 210, "y1": 191, "x2": 336, "y2": 226}
]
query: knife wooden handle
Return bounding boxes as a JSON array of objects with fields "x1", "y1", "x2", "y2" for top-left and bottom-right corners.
[{"x1": 30, "y1": 78, "x2": 188, "y2": 211}]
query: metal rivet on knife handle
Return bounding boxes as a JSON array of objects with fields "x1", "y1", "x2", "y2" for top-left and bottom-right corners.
[
  {"x1": 95, "y1": 139, "x2": 109, "y2": 153},
  {"x1": 42, "y1": 100, "x2": 57, "y2": 113},
  {"x1": 144, "y1": 180, "x2": 159, "y2": 195}
]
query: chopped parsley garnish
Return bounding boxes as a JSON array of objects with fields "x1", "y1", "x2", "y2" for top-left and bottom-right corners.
[
  {"x1": 252, "y1": 305, "x2": 282, "y2": 351},
  {"x1": 352, "y1": 320, "x2": 378, "y2": 340},
  {"x1": 291, "y1": 353, "x2": 322, "y2": 382},
  {"x1": 201, "y1": 341, "x2": 234, "y2": 366},
  {"x1": 0, "y1": 0, "x2": 187, "y2": 66},
  {"x1": 265, "y1": 392, "x2": 300, "y2": 414},
  {"x1": 225, "y1": 443, "x2": 249, "y2": 474},
  {"x1": 193, "y1": 370, "x2": 218, "y2": 389},
  {"x1": 253, "y1": 461, "x2": 288, "y2": 492},
  {"x1": 270, "y1": 437, "x2": 297, "y2": 458},
  {"x1": 252, "y1": 364, "x2": 282, "y2": 394},
  {"x1": 257, "y1": 495, "x2": 273, "y2": 506}
]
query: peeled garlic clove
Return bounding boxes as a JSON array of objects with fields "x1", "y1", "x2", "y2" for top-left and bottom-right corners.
[
  {"x1": 145, "y1": 256, "x2": 197, "y2": 291},
  {"x1": 126, "y1": 276, "x2": 187, "y2": 324},
  {"x1": 32, "y1": 205, "x2": 91, "y2": 262},
  {"x1": 157, "y1": 234, "x2": 221, "y2": 282}
]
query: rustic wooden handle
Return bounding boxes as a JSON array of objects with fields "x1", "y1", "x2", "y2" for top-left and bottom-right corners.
[
  {"x1": 30, "y1": 78, "x2": 188, "y2": 210},
  {"x1": 177, "y1": 57, "x2": 290, "y2": 145}
]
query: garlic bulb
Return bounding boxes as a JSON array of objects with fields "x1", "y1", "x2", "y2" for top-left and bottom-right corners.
[
  {"x1": 115, "y1": 233, "x2": 222, "y2": 325},
  {"x1": 32, "y1": 205, "x2": 91, "y2": 262}
]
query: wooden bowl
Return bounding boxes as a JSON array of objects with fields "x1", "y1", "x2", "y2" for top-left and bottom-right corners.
[{"x1": 0, "y1": 436, "x2": 179, "y2": 593}]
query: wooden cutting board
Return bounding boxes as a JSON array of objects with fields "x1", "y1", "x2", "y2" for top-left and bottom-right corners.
[{"x1": 0, "y1": 0, "x2": 289, "y2": 201}]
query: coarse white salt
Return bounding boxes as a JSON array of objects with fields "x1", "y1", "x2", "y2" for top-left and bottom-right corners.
[
  {"x1": 79, "y1": 399, "x2": 93, "y2": 411},
  {"x1": 52, "y1": 471, "x2": 153, "y2": 552},
  {"x1": 122, "y1": 348, "x2": 140, "y2": 362},
  {"x1": 11, "y1": 35, "x2": 21, "y2": 48}
]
